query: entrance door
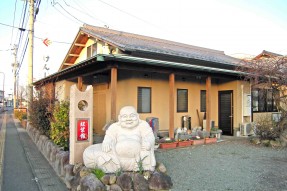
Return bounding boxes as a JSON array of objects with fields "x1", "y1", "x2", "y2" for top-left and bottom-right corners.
[{"x1": 218, "y1": 91, "x2": 233, "y2": 135}]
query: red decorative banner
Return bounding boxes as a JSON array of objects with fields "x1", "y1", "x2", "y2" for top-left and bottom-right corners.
[
  {"x1": 43, "y1": 38, "x2": 52, "y2": 47},
  {"x1": 77, "y1": 119, "x2": 89, "y2": 141}
]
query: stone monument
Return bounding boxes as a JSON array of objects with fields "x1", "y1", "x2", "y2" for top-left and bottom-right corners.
[
  {"x1": 69, "y1": 84, "x2": 93, "y2": 165},
  {"x1": 83, "y1": 106, "x2": 156, "y2": 173}
]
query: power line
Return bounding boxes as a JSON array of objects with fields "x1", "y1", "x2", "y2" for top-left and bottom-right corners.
[
  {"x1": 34, "y1": 36, "x2": 71, "y2": 44},
  {"x1": 50, "y1": 2, "x2": 81, "y2": 25},
  {"x1": 16, "y1": 37, "x2": 28, "y2": 76},
  {"x1": 16, "y1": 0, "x2": 29, "y2": 56},
  {"x1": 0, "y1": 49, "x2": 10, "y2": 52},
  {"x1": 16, "y1": 0, "x2": 42, "y2": 76},
  {"x1": 0, "y1": 22, "x2": 28, "y2": 31},
  {"x1": 97, "y1": 0, "x2": 158, "y2": 28},
  {"x1": 64, "y1": 0, "x2": 109, "y2": 26},
  {"x1": 51, "y1": 1, "x2": 84, "y2": 24}
]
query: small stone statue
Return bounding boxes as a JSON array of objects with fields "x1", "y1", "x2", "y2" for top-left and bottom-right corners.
[
  {"x1": 174, "y1": 127, "x2": 187, "y2": 141},
  {"x1": 83, "y1": 106, "x2": 156, "y2": 173}
]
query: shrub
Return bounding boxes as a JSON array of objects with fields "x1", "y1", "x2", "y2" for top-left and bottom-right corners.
[
  {"x1": 14, "y1": 109, "x2": 27, "y2": 121},
  {"x1": 91, "y1": 168, "x2": 105, "y2": 179},
  {"x1": 253, "y1": 114, "x2": 286, "y2": 140},
  {"x1": 50, "y1": 101, "x2": 70, "y2": 151},
  {"x1": 22, "y1": 113, "x2": 27, "y2": 120},
  {"x1": 29, "y1": 97, "x2": 51, "y2": 137}
]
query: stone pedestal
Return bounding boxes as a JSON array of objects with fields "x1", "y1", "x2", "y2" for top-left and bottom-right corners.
[{"x1": 69, "y1": 85, "x2": 93, "y2": 165}]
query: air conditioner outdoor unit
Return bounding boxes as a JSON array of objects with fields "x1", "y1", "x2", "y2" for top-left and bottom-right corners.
[{"x1": 240, "y1": 123, "x2": 252, "y2": 136}]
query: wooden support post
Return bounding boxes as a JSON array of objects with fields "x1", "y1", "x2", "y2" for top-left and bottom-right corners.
[
  {"x1": 78, "y1": 77, "x2": 83, "y2": 91},
  {"x1": 169, "y1": 73, "x2": 175, "y2": 138},
  {"x1": 52, "y1": 82, "x2": 56, "y2": 101},
  {"x1": 111, "y1": 67, "x2": 117, "y2": 121},
  {"x1": 206, "y1": 76, "x2": 211, "y2": 132}
]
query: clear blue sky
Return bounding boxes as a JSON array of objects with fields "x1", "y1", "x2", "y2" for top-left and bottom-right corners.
[{"x1": 0, "y1": 0, "x2": 286, "y2": 96}]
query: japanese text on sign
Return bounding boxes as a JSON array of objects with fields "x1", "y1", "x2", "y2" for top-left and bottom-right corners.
[{"x1": 77, "y1": 119, "x2": 89, "y2": 141}]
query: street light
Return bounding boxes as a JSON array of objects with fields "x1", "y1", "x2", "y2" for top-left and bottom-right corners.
[{"x1": 0, "y1": 72, "x2": 5, "y2": 112}]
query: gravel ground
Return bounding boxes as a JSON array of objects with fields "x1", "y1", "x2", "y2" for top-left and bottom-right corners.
[{"x1": 155, "y1": 136, "x2": 287, "y2": 191}]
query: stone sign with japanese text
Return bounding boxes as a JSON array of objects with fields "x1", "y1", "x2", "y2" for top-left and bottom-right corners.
[{"x1": 69, "y1": 84, "x2": 93, "y2": 165}]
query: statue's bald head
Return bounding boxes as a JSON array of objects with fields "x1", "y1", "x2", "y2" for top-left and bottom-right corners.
[{"x1": 120, "y1": 106, "x2": 136, "y2": 115}]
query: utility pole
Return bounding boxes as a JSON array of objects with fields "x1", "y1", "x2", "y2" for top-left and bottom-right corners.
[
  {"x1": 16, "y1": 75, "x2": 19, "y2": 107},
  {"x1": 27, "y1": 0, "x2": 34, "y2": 117},
  {"x1": 12, "y1": 45, "x2": 18, "y2": 109}
]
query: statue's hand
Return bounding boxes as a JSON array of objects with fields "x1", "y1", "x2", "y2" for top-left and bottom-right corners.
[
  {"x1": 102, "y1": 142, "x2": 112, "y2": 152},
  {"x1": 142, "y1": 141, "x2": 151, "y2": 151}
]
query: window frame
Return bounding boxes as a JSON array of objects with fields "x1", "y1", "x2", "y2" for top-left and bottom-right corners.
[
  {"x1": 137, "y1": 87, "x2": 152, "y2": 113},
  {"x1": 87, "y1": 43, "x2": 97, "y2": 58},
  {"x1": 177, "y1": 89, "x2": 188, "y2": 113},
  {"x1": 200, "y1": 90, "x2": 206, "y2": 112},
  {"x1": 252, "y1": 88, "x2": 278, "y2": 112}
]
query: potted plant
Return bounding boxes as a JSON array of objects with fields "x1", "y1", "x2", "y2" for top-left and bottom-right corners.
[
  {"x1": 190, "y1": 136, "x2": 205, "y2": 145},
  {"x1": 210, "y1": 127, "x2": 222, "y2": 139},
  {"x1": 205, "y1": 137, "x2": 217, "y2": 144},
  {"x1": 177, "y1": 139, "x2": 192, "y2": 147},
  {"x1": 158, "y1": 137, "x2": 178, "y2": 149}
]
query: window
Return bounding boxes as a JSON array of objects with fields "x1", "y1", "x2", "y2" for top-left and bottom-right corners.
[
  {"x1": 137, "y1": 87, "x2": 151, "y2": 113},
  {"x1": 200, "y1": 90, "x2": 206, "y2": 112},
  {"x1": 87, "y1": 43, "x2": 97, "y2": 58},
  {"x1": 177, "y1": 89, "x2": 188, "y2": 112},
  {"x1": 252, "y1": 89, "x2": 278, "y2": 112}
]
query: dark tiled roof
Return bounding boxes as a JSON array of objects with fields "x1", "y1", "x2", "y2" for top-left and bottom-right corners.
[{"x1": 82, "y1": 24, "x2": 240, "y2": 66}]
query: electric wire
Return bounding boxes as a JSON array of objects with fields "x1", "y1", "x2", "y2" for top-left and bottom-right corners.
[
  {"x1": 51, "y1": 1, "x2": 84, "y2": 24},
  {"x1": 97, "y1": 0, "x2": 158, "y2": 29},
  {"x1": 34, "y1": 36, "x2": 71, "y2": 44},
  {"x1": 50, "y1": 2, "x2": 82, "y2": 25},
  {"x1": 15, "y1": 0, "x2": 29, "y2": 57},
  {"x1": 16, "y1": 0, "x2": 42, "y2": 76},
  {"x1": 15, "y1": 0, "x2": 28, "y2": 44},
  {"x1": 0, "y1": 22, "x2": 27, "y2": 31},
  {"x1": 16, "y1": 38, "x2": 28, "y2": 76},
  {"x1": 14, "y1": 0, "x2": 170, "y2": 78},
  {"x1": 63, "y1": 0, "x2": 108, "y2": 26}
]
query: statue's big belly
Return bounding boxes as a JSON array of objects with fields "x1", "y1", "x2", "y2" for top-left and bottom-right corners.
[{"x1": 115, "y1": 139, "x2": 141, "y2": 158}]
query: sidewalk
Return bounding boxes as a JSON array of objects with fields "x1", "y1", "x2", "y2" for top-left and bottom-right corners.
[{"x1": 1, "y1": 111, "x2": 68, "y2": 191}]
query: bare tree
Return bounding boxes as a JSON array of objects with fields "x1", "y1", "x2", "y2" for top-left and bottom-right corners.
[
  {"x1": 238, "y1": 56, "x2": 287, "y2": 112},
  {"x1": 237, "y1": 56, "x2": 287, "y2": 140}
]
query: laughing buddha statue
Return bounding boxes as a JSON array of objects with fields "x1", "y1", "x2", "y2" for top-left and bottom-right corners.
[{"x1": 83, "y1": 106, "x2": 156, "y2": 173}]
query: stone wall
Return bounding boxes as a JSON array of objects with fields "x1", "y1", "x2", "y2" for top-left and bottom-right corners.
[{"x1": 26, "y1": 125, "x2": 173, "y2": 191}]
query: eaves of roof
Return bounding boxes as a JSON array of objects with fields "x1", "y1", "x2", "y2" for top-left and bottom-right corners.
[{"x1": 34, "y1": 54, "x2": 246, "y2": 86}]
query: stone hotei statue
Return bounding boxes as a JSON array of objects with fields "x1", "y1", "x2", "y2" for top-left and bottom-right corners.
[{"x1": 83, "y1": 106, "x2": 156, "y2": 173}]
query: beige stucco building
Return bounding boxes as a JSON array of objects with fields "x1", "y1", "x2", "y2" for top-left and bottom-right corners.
[{"x1": 34, "y1": 24, "x2": 252, "y2": 137}]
